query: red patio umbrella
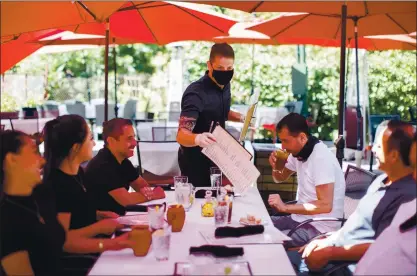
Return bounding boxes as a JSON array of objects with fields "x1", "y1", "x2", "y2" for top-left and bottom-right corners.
[
  {"x1": 1, "y1": 29, "x2": 63, "y2": 74},
  {"x1": 29, "y1": 1, "x2": 236, "y2": 121},
  {"x1": 1, "y1": 1, "x2": 125, "y2": 37},
  {"x1": 199, "y1": 1, "x2": 417, "y2": 166}
]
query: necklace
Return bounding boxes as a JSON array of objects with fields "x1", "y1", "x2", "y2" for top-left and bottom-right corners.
[
  {"x1": 4, "y1": 196, "x2": 45, "y2": 224},
  {"x1": 73, "y1": 174, "x2": 87, "y2": 193}
]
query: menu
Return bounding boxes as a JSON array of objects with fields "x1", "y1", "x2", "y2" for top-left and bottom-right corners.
[{"x1": 202, "y1": 126, "x2": 260, "y2": 194}]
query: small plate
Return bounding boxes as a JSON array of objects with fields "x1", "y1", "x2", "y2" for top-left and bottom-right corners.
[{"x1": 239, "y1": 218, "x2": 268, "y2": 226}]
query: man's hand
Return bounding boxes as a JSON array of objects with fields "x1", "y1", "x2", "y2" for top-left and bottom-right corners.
[
  {"x1": 269, "y1": 152, "x2": 277, "y2": 168},
  {"x1": 195, "y1": 133, "x2": 216, "y2": 148},
  {"x1": 300, "y1": 238, "x2": 330, "y2": 258},
  {"x1": 95, "y1": 219, "x2": 124, "y2": 235},
  {"x1": 140, "y1": 187, "x2": 154, "y2": 201},
  {"x1": 151, "y1": 186, "x2": 166, "y2": 200},
  {"x1": 97, "y1": 211, "x2": 120, "y2": 220},
  {"x1": 268, "y1": 194, "x2": 287, "y2": 212}
]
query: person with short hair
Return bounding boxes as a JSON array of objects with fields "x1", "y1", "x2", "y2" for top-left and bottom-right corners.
[
  {"x1": 85, "y1": 118, "x2": 165, "y2": 216},
  {"x1": 354, "y1": 133, "x2": 417, "y2": 276},
  {"x1": 268, "y1": 113, "x2": 346, "y2": 247},
  {"x1": 289, "y1": 120, "x2": 416, "y2": 275},
  {"x1": 176, "y1": 43, "x2": 246, "y2": 187}
]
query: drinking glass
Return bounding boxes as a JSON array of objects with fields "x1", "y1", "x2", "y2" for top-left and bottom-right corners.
[
  {"x1": 148, "y1": 205, "x2": 165, "y2": 230},
  {"x1": 175, "y1": 182, "x2": 193, "y2": 211},
  {"x1": 152, "y1": 224, "x2": 171, "y2": 261},
  {"x1": 210, "y1": 167, "x2": 222, "y2": 192}
]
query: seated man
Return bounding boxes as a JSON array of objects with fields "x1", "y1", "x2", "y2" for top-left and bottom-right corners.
[
  {"x1": 354, "y1": 133, "x2": 417, "y2": 276},
  {"x1": 289, "y1": 120, "x2": 416, "y2": 275},
  {"x1": 268, "y1": 113, "x2": 346, "y2": 247},
  {"x1": 85, "y1": 118, "x2": 165, "y2": 216}
]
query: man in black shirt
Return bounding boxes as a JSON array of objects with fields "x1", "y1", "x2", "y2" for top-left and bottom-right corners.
[
  {"x1": 85, "y1": 119, "x2": 165, "y2": 215},
  {"x1": 176, "y1": 43, "x2": 245, "y2": 187}
]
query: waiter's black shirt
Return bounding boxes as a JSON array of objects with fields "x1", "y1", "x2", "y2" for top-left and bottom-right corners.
[{"x1": 178, "y1": 72, "x2": 231, "y2": 186}]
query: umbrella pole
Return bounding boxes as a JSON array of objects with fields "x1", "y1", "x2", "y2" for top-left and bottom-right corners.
[
  {"x1": 104, "y1": 19, "x2": 110, "y2": 122},
  {"x1": 336, "y1": 4, "x2": 348, "y2": 168},
  {"x1": 113, "y1": 39, "x2": 119, "y2": 118},
  {"x1": 354, "y1": 18, "x2": 363, "y2": 153}
]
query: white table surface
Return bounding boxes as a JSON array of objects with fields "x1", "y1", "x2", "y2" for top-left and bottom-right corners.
[
  {"x1": 88, "y1": 187, "x2": 295, "y2": 276},
  {"x1": 1, "y1": 118, "x2": 54, "y2": 134}
]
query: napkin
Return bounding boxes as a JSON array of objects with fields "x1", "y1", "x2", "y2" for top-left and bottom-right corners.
[
  {"x1": 125, "y1": 205, "x2": 148, "y2": 212},
  {"x1": 189, "y1": 245, "x2": 244, "y2": 258},
  {"x1": 215, "y1": 225, "x2": 264, "y2": 238}
]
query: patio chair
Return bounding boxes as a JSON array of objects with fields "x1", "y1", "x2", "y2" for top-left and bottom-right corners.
[
  {"x1": 122, "y1": 99, "x2": 137, "y2": 120},
  {"x1": 152, "y1": 126, "x2": 178, "y2": 141},
  {"x1": 66, "y1": 102, "x2": 86, "y2": 118},
  {"x1": 285, "y1": 165, "x2": 377, "y2": 247}
]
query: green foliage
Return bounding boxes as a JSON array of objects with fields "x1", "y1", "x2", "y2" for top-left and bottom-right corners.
[
  {"x1": 0, "y1": 92, "x2": 19, "y2": 111},
  {"x1": 367, "y1": 50, "x2": 417, "y2": 121}
]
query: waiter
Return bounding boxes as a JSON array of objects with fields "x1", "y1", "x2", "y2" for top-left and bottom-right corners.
[{"x1": 176, "y1": 43, "x2": 245, "y2": 187}]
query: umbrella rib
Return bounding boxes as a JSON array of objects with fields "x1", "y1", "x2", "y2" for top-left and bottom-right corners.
[
  {"x1": 175, "y1": 5, "x2": 226, "y2": 34},
  {"x1": 76, "y1": 1, "x2": 97, "y2": 21},
  {"x1": 118, "y1": 2, "x2": 169, "y2": 12},
  {"x1": 270, "y1": 14, "x2": 310, "y2": 39},
  {"x1": 363, "y1": 1, "x2": 369, "y2": 16},
  {"x1": 1, "y1": 34, "x2": 21, "y2": 44},
  {"x1": 130, "y1": 1, "x2": 159, "y2": 44},
  {"x1": 385, "y1": 14, "x2": 409, "y2": 34},
  {"x1": 250, "y1": 1, "x2": 264, "y2": 13}
]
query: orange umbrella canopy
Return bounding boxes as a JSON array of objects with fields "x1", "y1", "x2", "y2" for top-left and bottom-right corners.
[
  {"x1": 247, "y1": 12, "x2": 416, "y2": 40},
  {"x1": 1, "y1": 1, "x2": 126, "y2": 37},
  {"x1": 212, "y1": 22, "x2": 416, "y2": 50},
  {"x1": 197, "y1": 1, "x2": 416, "y2": 16},
  {"x1": 60, "y1": 1, "x2": 236, "y2": 45},
  {"x1": 1, "y1": 29, "x2": 63, "y2": 74}
]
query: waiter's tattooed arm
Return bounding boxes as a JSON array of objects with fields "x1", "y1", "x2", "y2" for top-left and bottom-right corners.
[{"x1": 177, "y1": 116, "x2": 216, "y2": 148}]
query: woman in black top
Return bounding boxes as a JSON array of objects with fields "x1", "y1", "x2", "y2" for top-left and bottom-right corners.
[
  {"x1": 42, "y1": 115, "x2": 128, "y2": 251},
  {"x1": 0, "y1": 130, "x2": 65, "y2": 275}
]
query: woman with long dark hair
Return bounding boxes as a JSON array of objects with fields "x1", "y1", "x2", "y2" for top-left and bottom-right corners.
[
  {"x1": 0, "y1": 130, "x2": 65, "y2": 275},
  {"x1": 41, "y1": 114, "x2": 126, "y2": 248}
]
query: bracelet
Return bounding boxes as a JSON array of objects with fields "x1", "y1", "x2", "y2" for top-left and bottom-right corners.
[{"x1": 98, "y1": 241, "x2": 104, "y2": 250}]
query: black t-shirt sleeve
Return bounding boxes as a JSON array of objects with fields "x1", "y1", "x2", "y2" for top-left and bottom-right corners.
[
  {"x1": 180, "y1": 83, "x2": 204, "y2": 119},
  {"x1": 91, "y1": 163, "x2": 129, "y2": 193},
  {"x1": 1, "y1": 225, "x2": 29, "y2": 259},
  {"x1": 121, "y1": 159, "x2": 140, "y2": 183}
]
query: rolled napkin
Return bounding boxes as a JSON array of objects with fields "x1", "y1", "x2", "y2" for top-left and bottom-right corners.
[
  {"x1": 189, "y1": 245, "x2": 244, "y2": 258},
  {"x1": 215, "y1": 225, "x2": 264, "y2": 238},
  {"x1": 153, "y1": 184, "x2": 173, "y2": 191},
  {"x1": 125, "y1": 205, "x2": 148, "y2": 212}
]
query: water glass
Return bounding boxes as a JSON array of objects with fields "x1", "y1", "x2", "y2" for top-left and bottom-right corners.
[
  {"x1": 148, "y1": 205, "x2": 165, "y2": 230},
  {"x1": 174, "y1": 176, "x2": 188, "y2": 187},
  {"x1": 214, "y1": 202, "x2": 228, "y2": 227},
  {"x1": 152, "y1": 224, "x2": 171, "y2": 261},
  {"x1": 175, "y1": 182, "x2": 193, "y2": 211},
  {"x1": 210, "y1": 167, "x2": 222, "y2": 192}
]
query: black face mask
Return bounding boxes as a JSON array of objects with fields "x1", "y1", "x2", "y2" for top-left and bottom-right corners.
[
  {"x1": 211, "y1": 67, "x2": 234, "y2": 86},
  {"x1": 292, "y1": 136, "x2": 319, "y2": 162}
]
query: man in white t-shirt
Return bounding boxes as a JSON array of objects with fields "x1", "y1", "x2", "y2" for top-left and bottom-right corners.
[{"x1": 268, "y1": 113, "x2": 346, "y2": 248}]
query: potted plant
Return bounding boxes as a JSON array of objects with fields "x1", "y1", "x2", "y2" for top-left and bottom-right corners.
[
  {"x1": 0, "y1": 92, "x2": 19, "y2": 119},
  {"x1": 22, "y1": 95, "x2": 43, "y2": 119}
]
